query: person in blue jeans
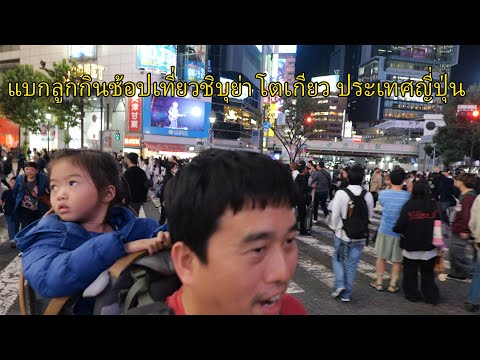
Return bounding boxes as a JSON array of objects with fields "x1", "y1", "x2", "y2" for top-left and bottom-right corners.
[
  {"x1": 0, "y1": 177, "x2": 20, "y2": 247},
  {"x1": 328, "y1": 164, "x2": 374, "y2": 302}
]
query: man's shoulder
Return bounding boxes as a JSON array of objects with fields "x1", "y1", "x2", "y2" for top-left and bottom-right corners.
[{"x1": 280, "y1": 294, "x2": 307, "y2": 315}]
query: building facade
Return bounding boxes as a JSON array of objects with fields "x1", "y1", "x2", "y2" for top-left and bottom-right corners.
[
  {"x1": 0, "y1": 45, "x2": 217, "y2": 158},
  {"x1": 347, "y1": 45, "x2": 459, "y2": 138}
]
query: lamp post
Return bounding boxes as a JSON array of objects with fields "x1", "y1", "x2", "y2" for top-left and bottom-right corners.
[
  {"x1": 209, "y1": 110, "x2": 216, "y2": 145},
  {"x1": 45, "y1": 113, "x2": 51, "y2": 153}
]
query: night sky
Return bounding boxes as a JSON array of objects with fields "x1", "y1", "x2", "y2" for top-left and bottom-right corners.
[
  {"x1": 295, "y1": 45, "x2": 334, "y2": 80},
  {"x1": 451, "y1": 45, "x2": 480, "y2": 88}
]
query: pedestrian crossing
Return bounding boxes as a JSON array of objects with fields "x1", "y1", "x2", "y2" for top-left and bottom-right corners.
[{"x1": 286, "y1": 211, "x2": 456, "y2": 296}]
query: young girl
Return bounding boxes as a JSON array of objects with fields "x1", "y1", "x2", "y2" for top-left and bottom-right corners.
[{"x1": 16, "y1": 149, "x2": 170, "y2": 314}]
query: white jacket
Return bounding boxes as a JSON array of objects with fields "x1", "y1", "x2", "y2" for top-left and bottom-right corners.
[
  {"x1": 328, "y1": 185, "x2": 374, "y2": 241},
  {"x1": 469, "y1": 195, "x2": 480, "y2": 243}
]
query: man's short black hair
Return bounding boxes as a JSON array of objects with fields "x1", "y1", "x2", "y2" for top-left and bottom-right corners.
[
  {"x1": 165, "y1": 149, "x2": 297, "y2": 264},
  {"x1": 390, "y1": 168, "x2": 406, "y2": 185},
  {"x1": 347, "y1": 164, "x2": 364, "y2": 185},
  {"x1": 126, "y1": 152, "x2": 138, "y2": 165}
]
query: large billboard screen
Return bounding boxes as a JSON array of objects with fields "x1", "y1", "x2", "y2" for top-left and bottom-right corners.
[
  {"x1": 137, "y1": 45, "x2": 177, "y2": 73},
  {"x1": 184, "y1": 45, "x2": 206, "y2": 82},
  {"x1": 142, "y1": 96, "x2": 211, "y2": 138},
  {"x1": 278, "y1": 45, "x2": 297, "y2": 54},
  {"x1": 70, "y1": 45, "x2": 96, "y2": 60},
  {"x1": 311, "y1": 74, "x2": 340, "y2": 93}
]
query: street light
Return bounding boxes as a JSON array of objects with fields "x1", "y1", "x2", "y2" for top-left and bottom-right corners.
[
  {"x1": 45, "y1": 113, "x2": 51, "y2": 153},
  {"x1": 209, "y1": 110, "x2": 216, "y2": 124},
  {"x1": 209, "y1": 110, "x2": 216, "y2": 145}
]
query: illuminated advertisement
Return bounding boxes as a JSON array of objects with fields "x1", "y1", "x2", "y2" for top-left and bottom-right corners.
[
  {"x1": 142, "y1": 96, "x2": 211, "y2": 138},
  {"x1": 70, "y1": 45, "x2": 96, "y2": 60},
  {"x1": 184, "y1": 45, "x2": 206, "y2": 82},
  {"x1": 278, "y1": 45, "x2": 297, "y2": 54},
  {"x1": 343, "y1": 121, "x2": 352, "y2": 138},
  {"x1": 220, "y1": 77, "x2": 250, "y2": 100},
  {"x1": 312, "y1": 74, "x2": 340, "y2": 93},
  {"x1": 137, "y1": 45, "x2": 177, "y2": 73},
  {"x1": 128, "y1": 97, "x2": 142, "y2": 132},
  {"x1": 277, "y1": 58, "x2": 286, "y2": 83}
]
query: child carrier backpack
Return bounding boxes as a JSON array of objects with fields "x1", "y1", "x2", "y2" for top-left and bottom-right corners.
[
  {"x1": 341, "y1": 188, "x2": 370, "y2": 240},
  {"x1": 19, "y1": 249, "x2": 181, "y2": 315}
]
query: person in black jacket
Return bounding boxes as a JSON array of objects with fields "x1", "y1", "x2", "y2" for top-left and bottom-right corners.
[
  {"x1": 124, "y1": 152, "x2": 149, "y2": 216},
  {"x1": 295, "y1": 165, "x2": 311, "y2": 236},
  {"x1": 393, "y1": 180, "x2": 440, "y2": 305}
]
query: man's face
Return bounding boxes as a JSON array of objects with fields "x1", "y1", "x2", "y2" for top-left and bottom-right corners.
[{"x1": 182, "y1": 205, "x2": 298, "y2": 315}]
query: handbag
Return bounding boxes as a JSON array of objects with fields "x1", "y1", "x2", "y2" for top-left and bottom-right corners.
[{"x1": 432, "y1": 219, "x2": 445, "y2": 248}]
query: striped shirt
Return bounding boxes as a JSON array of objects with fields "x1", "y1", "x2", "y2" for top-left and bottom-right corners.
[{"x1": 378, "y1": 189, "x2": 411, "y2": 236}]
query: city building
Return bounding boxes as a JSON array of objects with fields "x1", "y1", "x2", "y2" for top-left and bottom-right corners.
[
  {"x1": 0, "y1": 45, "x2": 214, "y2": 159},
  {"x1": 345, "y1": 45, "x2": 459, "y2": 141}
]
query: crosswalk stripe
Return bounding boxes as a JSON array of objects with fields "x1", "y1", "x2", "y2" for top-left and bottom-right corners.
[
  {"x1": 0, "y1": 255, "x2": 21, "y2": 315},
  {"x1": 287, "y1": 281, "x2": 304, "y2": 294},
  {"x1": 296, "y1": 234, "x2": 390, "y2": 280},
  {"x1": 311, "y1": 223, "x2": 452, "y2": 271},
  {"x1": 297, "y1": 252, "x2": 335, "y2": 288}
]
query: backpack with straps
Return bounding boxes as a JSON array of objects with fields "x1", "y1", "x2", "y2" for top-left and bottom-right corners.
[
  {"x1": 19, "y1": 249, "x2": 181, "y2": 315},
  {"x1": 341, "y1": 188, "x2": 370, "y2": 240}
]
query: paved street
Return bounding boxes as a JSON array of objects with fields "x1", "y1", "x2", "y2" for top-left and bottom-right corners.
[{"x1": 0, "y1": 199, "x2": 478, "y2": 315}]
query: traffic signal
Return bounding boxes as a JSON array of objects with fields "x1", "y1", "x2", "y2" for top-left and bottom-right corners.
[
  {"x1": 457, "y1": 109, "x2": 480, "y2": 122},
  {"x1": 306, "y1": 116, "x2": 313, "y2": 124},
  {"x1": 115, "y1": 132, "x2": 120, "y2": 141}
]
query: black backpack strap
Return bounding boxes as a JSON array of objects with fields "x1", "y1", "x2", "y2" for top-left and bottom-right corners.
[
  {"x1": 341, "y1": 188, "x2": 354, "y2": 199},
  {"x1": 360, "y1": 189, "x2": 367, "y2": 198}
]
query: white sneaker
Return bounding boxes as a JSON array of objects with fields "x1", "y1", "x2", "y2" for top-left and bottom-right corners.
[
  {"x1": 341, "y1": 297, "x2": 350, "y2": 302},
  {"x1": 331, "y1": 287, "x2": 346, "y2": 298}
]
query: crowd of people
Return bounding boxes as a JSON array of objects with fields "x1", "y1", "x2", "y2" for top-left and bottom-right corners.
[
  {"x1": 289, "y1": 159, "x2": 480, "y2": 310},
  {"x1": 1, "y1": 145, "x2": 480, "y2": 314}
]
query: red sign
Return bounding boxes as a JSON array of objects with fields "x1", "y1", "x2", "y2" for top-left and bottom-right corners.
[
  {"x1": 352, "y1": 135, "x2": 362, "y2": 143},
  {"x1": 124, "y1": 135, "x2": 141, "y2": 147},
  {"x1": 128, "y1": 97, "x2": 142, "y2": 132},
  {"x1": 144, "y1": 142, "x2": 187, "y2": 153}
]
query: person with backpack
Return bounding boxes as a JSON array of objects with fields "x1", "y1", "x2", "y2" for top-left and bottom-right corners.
[
  {"x1": 15, "y1": 149, "x2": 171, "y2": 315},
  {"x1": 328, "y1": 164, "x2": 374, "y2": 302},
  {"x1": 164, "y1": 149, "x2": 307, "y2": 314},
  {"x1": 370, "y1": 168, "x2": 411, "y2": 293}
]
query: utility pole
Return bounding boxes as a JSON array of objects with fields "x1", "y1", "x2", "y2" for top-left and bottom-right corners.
[
  {"x1": 100, "y1": 96, "x2": 104, "y2": 151},
  {"x1": 80, "y1": 97, "x2": 85, "y2": 148}
]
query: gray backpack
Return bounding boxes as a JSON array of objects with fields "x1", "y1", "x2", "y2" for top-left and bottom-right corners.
[{"x1": 19, "y1": 249, "x2": 180, "y2": 315}]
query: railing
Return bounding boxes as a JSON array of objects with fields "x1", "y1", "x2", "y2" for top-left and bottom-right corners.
[{"x1": 306, "y1": 139, "x2": 419, "y2": 156}]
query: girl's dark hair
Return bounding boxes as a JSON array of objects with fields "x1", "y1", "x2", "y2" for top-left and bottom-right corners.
[
  {"x1": 47, "y1": 149, "x2": 130, "y2": 208},
  {"x1": 410, "y1": 180, "x2": 435, "y2": 212},
  {"x1": 411, "y1": 180, "x2": 431, "y2": 201}
]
